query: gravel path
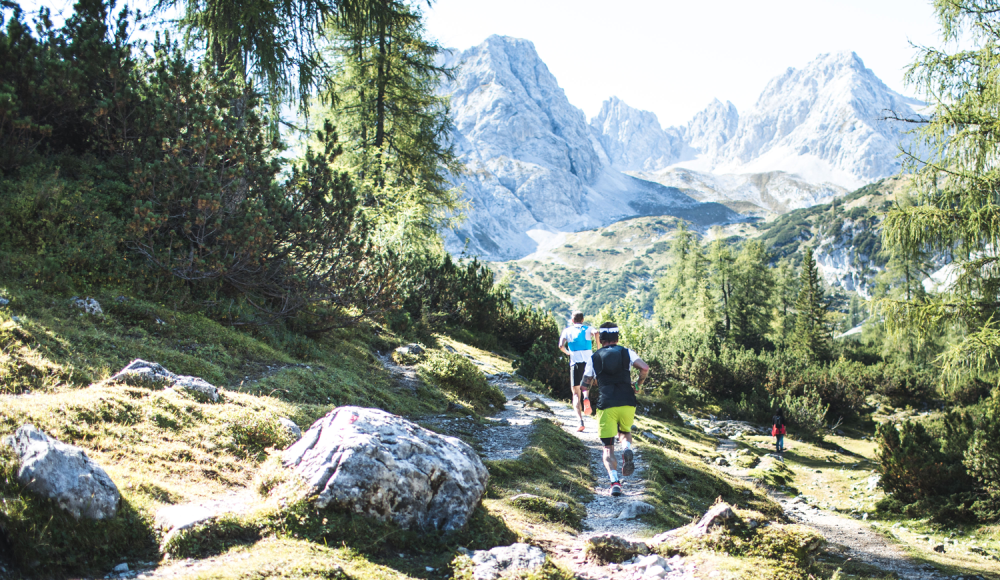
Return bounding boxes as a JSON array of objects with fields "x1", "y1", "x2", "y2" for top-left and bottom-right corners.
[
  {"x1": 715, "y1": 437, "x2": 953, "y2": 580},
  {"x1": 480, "y1": 374, "x2": 655, "y2": 539}
]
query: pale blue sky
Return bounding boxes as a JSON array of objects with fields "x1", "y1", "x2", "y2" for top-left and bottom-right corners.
[
  {"x1": 422, "y1": 0, "x2": 943, "y2": 127},
  {"x1": 14, "y1": 0, "x2": 944, "y2": 128}
]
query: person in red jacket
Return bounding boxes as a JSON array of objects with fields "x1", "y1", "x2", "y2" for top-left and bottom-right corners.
[{"x1": 772, "y1": 408, "x2": 786, "y2": 453}]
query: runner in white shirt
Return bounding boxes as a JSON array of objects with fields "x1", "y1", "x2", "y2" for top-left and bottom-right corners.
[{"x1": 558, "y1": 311, "x2": 597, "y2": 431}]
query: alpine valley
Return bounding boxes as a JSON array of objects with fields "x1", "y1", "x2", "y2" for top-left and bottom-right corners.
[{"x1": 437, "y1": 35, "x2": 926, "y2": 317}]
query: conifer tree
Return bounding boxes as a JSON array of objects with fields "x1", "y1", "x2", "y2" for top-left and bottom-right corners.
[
  {"x1": 793, "y1": 247, "x2": 830, "y2": 361},
  {"x1": 729, "y1": 240, "x2": 774, "y2": 350},
  {"x1": 322, "y1": 1, "x2": 459, "y2": 245},
  {"x1": 768, "y1": 258, "x2": 799, "y2": 350},
  {"x1": 655, "y1": 224, "x2": 716, "y2": 336},
  {"x1": 878, "y1": 0, "x2": 1000, "y2": 380}
]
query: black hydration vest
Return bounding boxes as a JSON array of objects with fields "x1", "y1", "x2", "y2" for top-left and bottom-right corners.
[{"x1": 592, "y1": 344, "x2": 637, "y2": 410}]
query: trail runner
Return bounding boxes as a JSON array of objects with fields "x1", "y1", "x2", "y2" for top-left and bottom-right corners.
[
  {"x1": 559, "y1": 311, "x2": 597, "y2": 432},
  {"x1": 581, "y1": 322, "x2": 649, "y2": 497}
]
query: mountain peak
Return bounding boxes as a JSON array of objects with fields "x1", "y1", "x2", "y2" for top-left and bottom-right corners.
[{"x1": 589, "y1": 96, "x2": 683, "y2": 172}]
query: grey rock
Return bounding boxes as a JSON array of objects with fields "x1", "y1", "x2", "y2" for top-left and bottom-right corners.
[
  {"x1": 5, "y1": 425, "x2": 120, "y2": 519},
  {"x1": 585, "y1": 533, "x2": 649, "y2": 564},
  {"x1": 704, "y1": 427, "x2": 722, "y2": 436},
  {"x1": 71, "y1": 296, "x2": 103, "y2": 315},
  {"x1": 470, "y1": 543, "x2": 546, "y2": 580},
  {"x1": 0, "y1": 297, "x2": 8, "y2": 307},
  {"x1": 396, "y1": 343, "x2": 425, "y2": 356},
  {"x1": 113, "y1": 563, "x2": 129, "y2": 573},
  {"x1": 641, "y1": 431, "x2": 662, "y2": 443},
  {"x1": 110, "y1": 359, "x2": 219, "y2": 402},
  {"x1": 154, "y1": 494, "x2": 251, "y2": 540},
  {"x1": 866, "y1": 473, "x2": 881, "y2": 491},
  {"x1": 283, "y1": 406, "x2": 488, "y2": 532},
  {"x1": 933, "y1": 544, "x2": 945, "y2": 553},
  {"x1": 170, "y1": 375, "x2": 219, "y2": 403},
  {"x1": 278, "y1": 417, "x2": 302, "y2": 442},
  {"x1": 617, "y1": 501, "x2": 656, "y2": 520},
  {"x1": 690, "y1": 502, "x2": 736, "y2": 537}
]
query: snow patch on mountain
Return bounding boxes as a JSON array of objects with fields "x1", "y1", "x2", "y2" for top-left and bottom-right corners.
[{"x1": 634, "y1": 167, "x2": 847, "y2": 214}]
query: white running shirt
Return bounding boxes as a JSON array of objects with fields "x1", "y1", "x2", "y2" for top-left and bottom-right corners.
[{"x1": 559, "y1": 324, "x2": 597, "y2": 365}]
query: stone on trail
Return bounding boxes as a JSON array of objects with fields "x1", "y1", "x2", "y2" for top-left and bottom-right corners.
[
  {"x1": 617, "y1": 501, "x2": 656, "y2": 520},
  {"x1": 282, "y1": 406, "x2": 488, "y2": 532},
  {"x1": 110, "y1": 359, "x2": 219, "y2": 402},
  {"x1": 584, "y1": 533, "x2": 649, "y2": 564},
  {"x1": 470, "y1": 543, "x2": 546, "y2": 580},
  {"x1": 4, "y1": 424, "x2": 120, "y2": 520},
  {"x1": 396, "y1": 343, "x2": 425, "y2": 356}
]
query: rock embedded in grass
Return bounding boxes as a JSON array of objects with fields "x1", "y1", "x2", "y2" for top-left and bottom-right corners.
[
  {"x1": 470, "y1": 543, "x2": 546, "y2": 580},
  {"x1": 4, "y1": 424, "x2": 120, "y2": 519},
  {"x1": 283, "y1": 406, "x2": 489, "y2": 532},
  {"x1": 110, "y1": 359, "x2": 219, "y2": 402},
  {"x1": 584, "y1": 533, "x2": 649, "y2": 564}
]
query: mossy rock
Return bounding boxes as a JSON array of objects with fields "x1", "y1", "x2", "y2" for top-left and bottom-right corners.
[
  {"x1": 508, "y1": 494, "x2": 582, "y2": 528},
  {"x1": 748, "y1": 456, "x2": 794, "y2": 487},
  {"x1": 525, "y1": 398, "x2": 553, "y2": 414},
  {"x1": 733, "y1": 453, "x2": 761, "y2": 469},
  {"x1": 391, "y1": 350, "x2": 423, "y2": 366},
  {"x1": 584, "y1": 533, "x2": 649, "y2": 564}
]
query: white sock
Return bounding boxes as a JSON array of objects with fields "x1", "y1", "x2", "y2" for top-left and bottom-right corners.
[
  {"x1": 610, "y1": 470, "x2": 618, "y2": 482},
  {"x1": 624, "y1": 441, "x2": 632, "y2": 451}
]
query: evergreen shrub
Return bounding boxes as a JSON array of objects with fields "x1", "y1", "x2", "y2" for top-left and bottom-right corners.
[{"x1": 418, "y1": 351, "x2": 504, "y2": 410}]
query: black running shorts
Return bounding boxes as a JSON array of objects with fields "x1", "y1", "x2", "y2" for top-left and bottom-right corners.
[{"x1": 571, "y1": 362, "x2": 587, "y2": 387}]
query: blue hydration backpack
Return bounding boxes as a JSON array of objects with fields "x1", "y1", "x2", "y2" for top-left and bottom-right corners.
[{"x1": 568, "y1": 325, "x2": 591, "y2": 352}]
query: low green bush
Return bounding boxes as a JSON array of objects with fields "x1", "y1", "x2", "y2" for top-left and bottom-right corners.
[{"x1": 418, "y1": 351, "x2": 504, "y2": 411}]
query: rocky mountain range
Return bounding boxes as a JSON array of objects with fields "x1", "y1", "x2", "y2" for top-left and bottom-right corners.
[{"x1": 438, "y1": 36, "x2": 923, "y2": 261}]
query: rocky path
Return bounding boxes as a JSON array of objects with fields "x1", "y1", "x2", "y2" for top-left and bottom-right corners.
[
  {"x1": 714, "y1": 436, "x2": 952, "y2": 580},
  {"x1": 481, "y1": 375, "x2": 700, "y2": 580}
]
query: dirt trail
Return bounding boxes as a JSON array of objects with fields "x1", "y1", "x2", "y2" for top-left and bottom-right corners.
[{"x1": 716, "y1": 438, "x2": 951, "y2": 580}]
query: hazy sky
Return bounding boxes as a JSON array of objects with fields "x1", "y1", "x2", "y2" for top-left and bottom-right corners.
[{"x1": 422, "y1": 0, "x2": 943, "y2": 127}]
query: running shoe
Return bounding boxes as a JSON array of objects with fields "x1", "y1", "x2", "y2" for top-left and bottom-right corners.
[
  {"x1": 576, "y1": 424, "x2": 585, "y2": 432},
  {"x1": 583, "y1": 398, "x2": 592, "y2": 416},
  {"x1": 622, "y1": 448, "x2": 635, "y2": 477},
  {"x1": 610, "y1": 481, "x2": 622, "y2": 497}
]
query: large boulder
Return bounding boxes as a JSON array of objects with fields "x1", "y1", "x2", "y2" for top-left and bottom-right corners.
[
  {"x1": 4, "y1": 425, "x2": 120, "y2": 519},
  {"x1": 282, "y1": 406, "x2": 489, "y2": 532},
  {"x1": 110, "y1": 359, "x2": 219, "y2": 402}
]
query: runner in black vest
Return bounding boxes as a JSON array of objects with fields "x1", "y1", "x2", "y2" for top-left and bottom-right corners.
[{"x1": 581, "y1": 322, "x2": 649, "y2": 497}]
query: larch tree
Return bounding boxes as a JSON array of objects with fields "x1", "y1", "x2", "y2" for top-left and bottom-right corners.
[{"x1": 879, "y1": 0, "x2": 1000, "y2": 381}]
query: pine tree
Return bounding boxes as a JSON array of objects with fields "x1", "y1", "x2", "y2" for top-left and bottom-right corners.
[
  {"x1": 768, "y1": 258, "x2": 799, "y2": 350},
  {"x1": 793, "y1": 247, "x2": 830, "y2": 361},
  {"x1": 729, "y1": 240, "x2": 774, "y2": 350}
]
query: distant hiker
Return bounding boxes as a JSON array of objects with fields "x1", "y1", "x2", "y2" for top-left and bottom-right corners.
[
  {"x1": 559, "y1": 311, "x2": 597, "y2": 432},
  {"x1": 581, "y1": 322, "x2": 650, "y2": 497},
  {"x1": 772, "y1": 408, "x2": 786, "y2": 453}
]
